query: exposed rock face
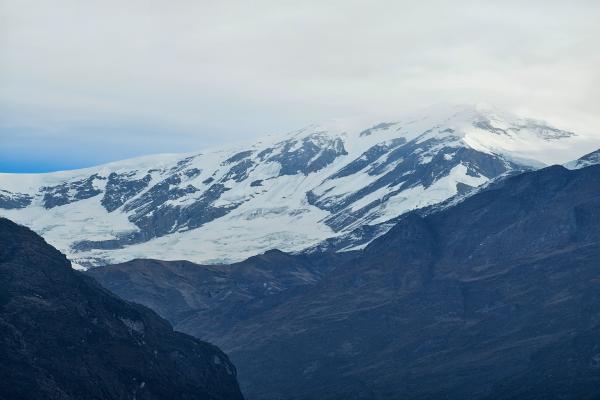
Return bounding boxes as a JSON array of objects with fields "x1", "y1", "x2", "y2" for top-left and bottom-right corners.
[
  {"x1": 91, "y1": 164, "x2": 600, "y2": 400},
  {"x1": 0, "y1": 218, "x2": 244, "y2": 400},
  {"x1": 0, "y1": 190, "x2": 31, "y2": 209},
  {"x1": 0, "y1": 105, "x2": 585, "y2": 268},
  {"x1": 257, "y1": 132, "x2": 348, "y2": 176},
  {"x1": 42, "y1": 173, "x2": 105, "y2": 208},
  {"x1": 102, "y1": 171, "x2": 152, "y2": 212}
]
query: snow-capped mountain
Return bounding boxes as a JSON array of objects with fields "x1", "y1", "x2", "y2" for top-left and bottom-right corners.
[
  {"x1": 565, "y1": 148, "x2": 600, "y2": 169},
  {"x1": 0, "y1": 104, "x2": 588, "y2": 268}
]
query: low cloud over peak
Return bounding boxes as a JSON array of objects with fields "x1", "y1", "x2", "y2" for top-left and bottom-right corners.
[{"x1": 1, "y1": 0, "x2": 599, "y2": 171}]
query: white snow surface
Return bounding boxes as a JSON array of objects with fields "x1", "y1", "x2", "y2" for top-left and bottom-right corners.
[
  {"x1": 564, "y1": 149, "x2": 600, "y2": 170},
  {"x1": 0, "y1": 104, "x2": 594, "y2": 268}
]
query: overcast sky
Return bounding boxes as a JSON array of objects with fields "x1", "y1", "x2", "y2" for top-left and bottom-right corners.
[{"x1": 1, "y1": 0, "x2": 599, "y2": 172}]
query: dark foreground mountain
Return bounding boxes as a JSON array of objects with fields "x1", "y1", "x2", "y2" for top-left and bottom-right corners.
[
  {"x1": 90, "y1": 164, "x2": 600, "y2": 400},
  {"x1": 0, "y1": 218, "x2": 244, "y2": 400}
]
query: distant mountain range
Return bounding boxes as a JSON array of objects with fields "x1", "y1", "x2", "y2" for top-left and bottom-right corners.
[
  {"x1": 89, "y1": 163, "x2": 600, "y2": 400},
  {"x1": 0, "y1": 218, "x2": 243, "y2": 400},
  {"x1": 0, "y1": 104, "x2": 594, "y2": 268}
]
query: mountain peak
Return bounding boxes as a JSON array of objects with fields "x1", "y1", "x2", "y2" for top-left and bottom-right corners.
[
  {"x1": 0, "y1": 105, "x2": 594, "y2": 268},
  {"x1": 565, "y1": 148, "x2": 600, "y2": 169}
]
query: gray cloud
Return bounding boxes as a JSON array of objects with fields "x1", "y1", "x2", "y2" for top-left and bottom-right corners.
[{"x1": 1, "y1": 0, "x2": 599, "y2": 170}]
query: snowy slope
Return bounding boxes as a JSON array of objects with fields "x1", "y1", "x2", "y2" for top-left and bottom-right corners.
[
  {"x1": 0, "y1": 104, "x2": 589, "y2": 268},
  {"x1": 565, "y1": 148, "x2": 600, "y2": 169}
]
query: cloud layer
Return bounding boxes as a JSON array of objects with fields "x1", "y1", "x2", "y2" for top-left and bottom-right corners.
[{"x1": 1, "y1": 0, "x2": 599, "y2": 171}]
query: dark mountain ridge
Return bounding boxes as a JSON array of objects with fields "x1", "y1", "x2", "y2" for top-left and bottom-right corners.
[
  {"x1": 0, "y1": 218, "x2": 244, "y2": 400},
  {"x1": 90, "y1": 164, "x2": 600, "y2": 399},
  {"x1": 88, "y1": 250, "x2": 358, "y2": 341}
]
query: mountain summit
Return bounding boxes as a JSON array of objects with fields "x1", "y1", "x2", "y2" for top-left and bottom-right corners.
[
  {"x1": 565, "y1": 148, "x2": 600, "y2": 169},
  {"x1": 0, "y1": 105, "x2": 585, "y2": 267}
]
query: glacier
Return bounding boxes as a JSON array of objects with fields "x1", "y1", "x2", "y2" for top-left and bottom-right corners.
[{"x1": 0, "y1": 104, "x2": 593, "y2": 268}]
